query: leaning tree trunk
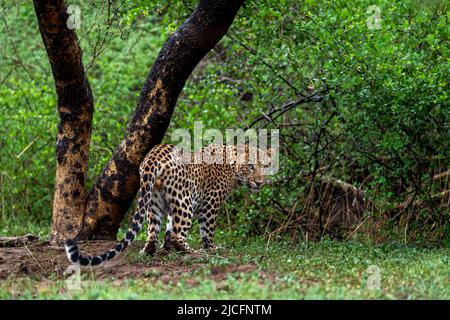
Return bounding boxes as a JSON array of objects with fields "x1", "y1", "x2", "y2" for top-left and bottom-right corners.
[
  {"x1": 33, "y1": 0, "x2": 244, "y2": 243},
  {"x1": 33, "y1": 0, "x2": 94, "y2": 242}
]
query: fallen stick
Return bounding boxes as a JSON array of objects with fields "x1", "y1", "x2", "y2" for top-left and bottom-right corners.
[
  {"x1": 433, "y1": 170, "x2": 450, "y2": 182},
  {"x1": 0, "y1": 234, "x2": 39, "y2": 247},
  {"x1": 320, "y1": 176, "x2": 365, "y2": 199},
  {"x1": 396, "y1": 190, "x2": 449, "y2": 210}
]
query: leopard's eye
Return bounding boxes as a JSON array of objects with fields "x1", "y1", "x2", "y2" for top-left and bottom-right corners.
[{"x1": 248, "y1": 164, "x2": 255, "y2": 171}]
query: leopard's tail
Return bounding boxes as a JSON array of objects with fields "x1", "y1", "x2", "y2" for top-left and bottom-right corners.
[{"x1": 65, "y1": 164, "x2": 161, "y2": 267}]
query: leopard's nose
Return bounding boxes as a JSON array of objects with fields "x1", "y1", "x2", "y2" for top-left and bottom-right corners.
[{"x1": 255, "y1": 181, "x2": 264, "y2": 187}]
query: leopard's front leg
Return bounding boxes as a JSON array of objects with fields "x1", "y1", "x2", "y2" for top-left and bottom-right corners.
[{"x1": 199, "y1": 204, "x2": 219, "y2": 250}]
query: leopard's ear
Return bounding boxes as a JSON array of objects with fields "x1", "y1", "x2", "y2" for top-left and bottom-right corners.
[
  {"x1": 226, "y1": 145, "x2": 237, "y2": 165},
  {"x1": 266, "y1": 147, "x2": 275, "y2": 157}
]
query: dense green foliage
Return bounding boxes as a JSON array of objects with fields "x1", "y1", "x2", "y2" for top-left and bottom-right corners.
[{"x1": 0, "y1": 0, "x2": 448, "y2": 243}]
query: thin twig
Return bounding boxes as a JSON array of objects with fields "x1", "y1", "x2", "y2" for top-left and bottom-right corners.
[
  {"x1": 345, "y1": 215, "x2": 370, "y2": 241},
  {"x1": 16, "y1": 136, "x2": 39, "y2": 158}
]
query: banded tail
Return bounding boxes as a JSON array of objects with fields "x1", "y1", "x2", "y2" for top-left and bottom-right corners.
[{"x1": 65, "y1": 165, "x2": 160, "y2": 266}]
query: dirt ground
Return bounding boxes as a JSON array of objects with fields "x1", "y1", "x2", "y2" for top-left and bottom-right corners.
[{"x1": 0, "y1": 240, "x2": 259, "y2": 282}]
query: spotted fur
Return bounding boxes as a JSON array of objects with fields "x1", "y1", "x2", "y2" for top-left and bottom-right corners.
[{"x1": 65, "y1": 144, "x2": 273, "y2": 266}]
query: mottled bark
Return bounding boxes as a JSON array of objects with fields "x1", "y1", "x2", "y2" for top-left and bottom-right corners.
[
  {"x1": 33, "y1": 0, "x2": 93, "y2": 243},
  {"x1": 80, "y1": 0, "x2": 244, "y2": 239}
]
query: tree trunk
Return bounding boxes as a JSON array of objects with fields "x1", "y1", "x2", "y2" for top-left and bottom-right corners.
[
  {"x1": 33, "y1": 0, "x2": 244, "y2": 243},
  {"x1": 33, "y1": 0, "x2": 94, "y2": 242}
]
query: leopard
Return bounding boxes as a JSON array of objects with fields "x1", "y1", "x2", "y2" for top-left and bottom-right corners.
[{"x1": 65, "y1": 143, "x2": 274, "y2": 266}]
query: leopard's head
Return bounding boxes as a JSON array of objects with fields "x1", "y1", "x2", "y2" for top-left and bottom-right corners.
[{"x1": 232, "y1": 144, "x2": 275, "y2": 191}]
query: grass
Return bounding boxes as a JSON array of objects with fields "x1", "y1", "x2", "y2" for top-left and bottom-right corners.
[{"x1": 1, "y1": 233, "x2": 449, "y2": 299}]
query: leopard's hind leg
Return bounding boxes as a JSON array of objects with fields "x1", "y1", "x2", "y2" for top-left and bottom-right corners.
[
  {"x1": 163, "y1": 198, "x2": 194, "y2": 253},
  {"x1": 162, "y1": 215, "x2": 175, "y2": 252}
]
